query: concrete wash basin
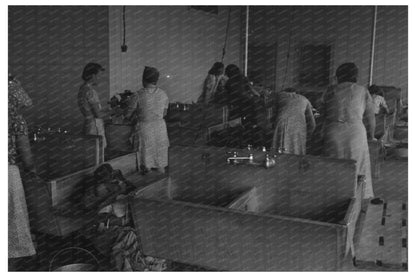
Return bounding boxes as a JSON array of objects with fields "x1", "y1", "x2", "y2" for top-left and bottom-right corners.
[{"x1": 131, "y1": 145, "x2": 363, "y2": 271}]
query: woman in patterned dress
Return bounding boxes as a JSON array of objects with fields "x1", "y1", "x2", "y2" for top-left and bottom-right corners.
[
  {"x1": 8, "y1": 74, "x2": 35, "y2": 171},
  {"x1": 271, "y1": 88, "x2": 316, "y2": 155},
  {"x1": 77, "y1": 62, "x2": 107, "y2": 148},
  {"x1": 126, "y1": 66, "x2": 169, "y2": 174},
  {"x1": 8, "y1": 74, "x2": 36, "y2": 263}
]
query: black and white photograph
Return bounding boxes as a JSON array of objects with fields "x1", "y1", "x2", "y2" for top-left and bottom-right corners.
[{"x1": 6, "y1": 2, "x2": 409, "y2": 272}]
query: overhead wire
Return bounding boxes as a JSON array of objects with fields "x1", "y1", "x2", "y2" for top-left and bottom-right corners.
[
  {"x1": 221, "y1": 7, "x2": 232, "y2": 63},
  {"x1": 280, "y1": 7, "x2": 295, "y2": 91}
]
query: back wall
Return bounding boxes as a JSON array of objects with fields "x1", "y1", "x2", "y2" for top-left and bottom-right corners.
[
  {"x1": 109, "y1": 6, "x2": 243, "y2": 103},
  {"x1": 9, "y1": 6, "x2": 110, "y2": 134}
]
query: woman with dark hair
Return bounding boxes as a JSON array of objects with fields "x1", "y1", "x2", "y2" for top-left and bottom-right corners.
[
  {"x1": 321, "y1": 63, "x2": 376, "y2": 198},
  {"x1": 197, "y1": 62, "x2": 227, "y2": 104},
  {"x1": 126, "y1": 66, "x2": 169, "y2": 174},
  {"x1": 224, "y1": 64, "x2": 256, "y2": 123},
  {"x1": 369, "y1": 84, "x2": 389, "y2": 115},
  {"x1": 77, "y1": 62, "x2": 107, "y2": 148}
]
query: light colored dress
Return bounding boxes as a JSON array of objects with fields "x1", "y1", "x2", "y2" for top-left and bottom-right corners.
[
  {"x1": 78, "y1": 83, "x2": 107, "y2": 148},
  {"x1": 272, "y1": 92, "x2": 315, "y2": 155},
  {"x1": 8, "y1": 165, "x2": 36, "y2": 258},
  {"x1": 322, "y1": 82, "x2": 374, "y2": 198},
  {"x1": 131, "y1": 87, "x2": 169, "y2": 169},
  {"x1": 372, "y1": 94, "x2": 388, "y2": 114}
]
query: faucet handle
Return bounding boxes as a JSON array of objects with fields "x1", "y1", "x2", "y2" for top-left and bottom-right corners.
[{"x1": 264, "y1": 154, "x2": 276, "y2": 169}]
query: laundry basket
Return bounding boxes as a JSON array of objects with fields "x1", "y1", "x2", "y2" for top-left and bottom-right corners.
[{"x1": 49, "y1": 247, "x2": 99, "y2": 271}]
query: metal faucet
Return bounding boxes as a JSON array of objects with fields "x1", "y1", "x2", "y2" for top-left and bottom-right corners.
[
  {"x1": 226, "y1": 152, "x2": 254, "y2": 165},
  {"x1": 226, "y1": 149, "x2": 277, "y2": 169},
  {"x1": 264, "y1": 154, "x2": 276, "y2": 169}
]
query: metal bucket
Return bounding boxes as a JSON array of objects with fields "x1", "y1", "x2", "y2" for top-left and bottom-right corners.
[
  {"x1": 53, "y1": 263, "x2": 96, "y2": 271},
  {"x1": 49, "y1": 247, "x2": 99, "y2": 271}
]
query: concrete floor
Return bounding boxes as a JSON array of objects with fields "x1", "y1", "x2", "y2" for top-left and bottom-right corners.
[
  {"x1": 341, "y1": 150, "x2": 408, "y2": 271},
  {"x1": 373, "y1": 148, "x2": 408, "y2": 202}
]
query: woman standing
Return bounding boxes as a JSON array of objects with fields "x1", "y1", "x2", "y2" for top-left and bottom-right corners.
[
  {"x1": 127, "y1": 66, "x2": 169, "y2": 174},
  {"x1": 8, "y1": 74, "x2": 35, "y2": 171},
  {"x1": 271, "y1": 88, "x2": 316, "y2": 155},
  {"x1": 224, "y1": 64, "x2": 257, "y2": 124},
  {"x1": 78, "y1": 62, "x2": 107, "y2": 148},
  {"x1": 321, "y1": 63, "x2": 376, "y2": 198},
  {"x1": 197, "y1": 62, "x2": 227, "y2": 105},
  {"x1": 8, "y1": 74, "x2": 36, "y2": 266}
]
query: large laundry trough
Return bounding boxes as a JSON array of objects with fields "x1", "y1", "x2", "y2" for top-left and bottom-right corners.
[{"x1": 131, "y1": 145, "x2": 363, "y2": 271}]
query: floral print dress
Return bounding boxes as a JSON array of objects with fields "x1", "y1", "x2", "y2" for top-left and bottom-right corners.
[{"x1": 8, "y1": 79, "x2": 32, "y2": 165}]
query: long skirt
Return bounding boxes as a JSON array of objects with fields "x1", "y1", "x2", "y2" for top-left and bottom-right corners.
[
  {"x1": 323, "y1": 122, "x2": 374, "y2": 198},
  {"x1": 134, "y1": 120, "x2": 169, "y2": 170},
  {"x1": 272, "y1": 118, "x2": 307, "y2": 155},
  {"x1": 8, "y1": 165, "x2": 36, "y2": 258}
]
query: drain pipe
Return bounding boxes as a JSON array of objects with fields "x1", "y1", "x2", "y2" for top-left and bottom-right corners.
[
  {"x1": 244, "y1": 6, "x2": 249, "y2": 76},
  {"x1": 369, "y1": 6, "x2": 378, "y2": 85}
]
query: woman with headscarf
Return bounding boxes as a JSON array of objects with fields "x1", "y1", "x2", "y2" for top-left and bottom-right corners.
[
  {"x1": 127, "y1": 66, "x2": 169, "y2": 174},
  {"x1": 271, "y1": 88, "x2": 316, "y2": 155},
  {"x1": 78, "y1": 62, "x2": 107, "y2": 148},
  {"x1": 321, "y1": 63, "x2": 376, "y2": 198},
  {"x1": 197, "y1": 62, "x2": 227, "y2": 105}
]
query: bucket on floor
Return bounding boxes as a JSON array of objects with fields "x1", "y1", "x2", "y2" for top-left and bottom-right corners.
[{"x1": 49, "y1": 247, "x2": 99, "y2": 271}]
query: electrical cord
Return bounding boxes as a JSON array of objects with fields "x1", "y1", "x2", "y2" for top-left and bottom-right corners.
[
  {"x1": 221, "y1": 7, "x2": 232, "y2": 63},
  {"x1": 280, "y1": 8, "x2": 295, "y2": 91},
  {"x1": 123, "y1": 6, "x2": 126, "y2": 46}
]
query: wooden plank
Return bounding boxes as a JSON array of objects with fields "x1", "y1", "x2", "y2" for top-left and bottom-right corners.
[
  {"x1": 355, "y1": 202, "x2": 385, "y2": 265},
  {"x1": 382, "y1": 201, "x2": 403, "y2": 268},
  {"x1": 356, "y1": 201, "x2": 408, "y2": 270}
]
